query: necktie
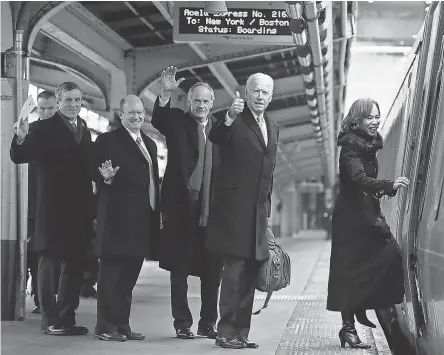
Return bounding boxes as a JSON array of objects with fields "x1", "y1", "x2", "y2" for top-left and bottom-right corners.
[
  {"x1": 136, "y1": 137, "x2": 156, "y2": 210},
  {"x1": 69, "y1": 119, "x2": 76, "y2": 134},
  {"x1": 189, "y1": 123, "x2": 206, "y2": 200},
  {"x1": 256, "y1": 115, "x2": 268, "y2": 146}
]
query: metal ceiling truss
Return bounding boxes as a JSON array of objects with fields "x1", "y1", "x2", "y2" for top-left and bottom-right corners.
[{"x1": 285, "y1": 1, "x2": 336, "y2": 186}]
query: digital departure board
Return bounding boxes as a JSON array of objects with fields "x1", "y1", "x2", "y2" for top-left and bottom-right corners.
[{"x1": 173, "y1": 5, "x2": 294, "y2": 45}]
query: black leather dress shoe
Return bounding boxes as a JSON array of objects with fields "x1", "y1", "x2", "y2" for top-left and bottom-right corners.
[
  {"x1": 215, "y1": 336, "x2": 245, "y2": 349},
  {"x1": 176, "y1": 327, "x2": 194, "y2": 339},
  {"x1": 66, "y1": 325, "x2": 89, "y2": 335},
  {"x1": 121, "y1": 332, "x2": 145, "y2": 340},
  {"x1": 197, "y1": 325, "x2": 217, "y2": 339},
  {"x1": 241, "y1": 337, "x2": 259, "y2": 348},
  {"x1": 41, "y1": 325, "x2": 69, "y2": 336},
  {"x1": 94, "y1": 332, "x2": 127, "y2": 341}
]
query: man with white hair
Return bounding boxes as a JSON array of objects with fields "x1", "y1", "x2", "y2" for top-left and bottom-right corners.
[
  {"x1": 151, "y1": 66, "x2": 222, "y2": 340},
  {"x1": 206, "y1": 73, "x2": 279, "y2": 349}
]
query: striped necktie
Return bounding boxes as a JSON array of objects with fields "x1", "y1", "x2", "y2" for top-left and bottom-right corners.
[
  {"x1": 256, "y1": 115, "x2": 268, "y2": 146},
  {"x1": 136, "y1": 137, "x2": 156, "y2": 210}
]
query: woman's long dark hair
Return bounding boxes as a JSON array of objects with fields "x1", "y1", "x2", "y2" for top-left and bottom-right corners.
[{"x1": 339, "y1": 98, "x2": 381, "y2": 136}]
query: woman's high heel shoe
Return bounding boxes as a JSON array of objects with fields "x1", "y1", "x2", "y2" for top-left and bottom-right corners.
[
  {"x1": 339, "y1": 322, "x2": 371, "y2": 349},
  {"x1": 355, "y1": 309, "x2": 377, "y2": 328}
]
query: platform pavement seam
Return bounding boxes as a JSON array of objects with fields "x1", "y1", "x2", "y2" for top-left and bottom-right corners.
[{"x1": 274, "y1": 243, "x2": 381, "y2": 355}]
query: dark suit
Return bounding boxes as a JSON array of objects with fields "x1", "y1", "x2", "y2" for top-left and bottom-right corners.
[
  {"x1": 207, "y1": 108, "x2": 279, "y2": 339},
  {"x1": 152, "y1": 97, "x2": 222, "y2": 330},
  {"x1": 10, "y1": 112, "x2": 93, "y2": 328},
  {"x1": 93, "y1": 126, "x2": 160, "y2": 334}
]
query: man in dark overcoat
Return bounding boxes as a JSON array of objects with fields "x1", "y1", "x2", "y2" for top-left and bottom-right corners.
[
  {"x1": 93, "y1": 95, "x2": 160, "y2": 342},
  {"x1": 151, "y1": 66, "x2": 222, "y2": 340},
  {"x1": 206, "y1": 73, "x2": 279, "y2": 349},
  {"x1": 10, "y1": 82, "x2": 93, "y2": 336}
]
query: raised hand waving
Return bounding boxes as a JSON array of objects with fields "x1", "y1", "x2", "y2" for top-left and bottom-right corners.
[{"x1": 161, "y1": 66, "x2": 185, "y2": 94}]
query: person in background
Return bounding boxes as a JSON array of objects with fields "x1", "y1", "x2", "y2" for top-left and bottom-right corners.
[
  {"x1": 18, "y1": 90, "x2": 58, "y2": 314},
  {"x1": 206, "y1": 73, "x2": 279, "y2": 349},
  {"x1": 151, "y1": 66, "x2": 222, "y2": 340},
  {"x1": 10, "y1": 82, "x2": 93, "y2": 336},
  {"x1": 327, "y1": 98, "x2": 409, "y2": 349}
]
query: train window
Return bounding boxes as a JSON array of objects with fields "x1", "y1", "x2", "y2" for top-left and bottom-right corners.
[{"x1": 417, "y1": 62, "x2": 442, "y2": 221}]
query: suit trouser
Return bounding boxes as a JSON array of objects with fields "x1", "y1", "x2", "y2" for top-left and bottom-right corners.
[
  {"x1": 38, "y1": 254, "x2": 84, "y2": 328},
  {"x1": 217, "y1": 255, "x2": 261, "y2": 339},
  {"x1": 95, "y1": 257, "x2": 144, "y2": 334},
  {"x1": 170, "y1": 263, "x2": 221, "y2": 330}
]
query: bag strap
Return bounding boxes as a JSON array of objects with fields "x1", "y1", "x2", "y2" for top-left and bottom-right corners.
[{"x1": 252, "y1": 261, "x2": 280, "y2": 315}]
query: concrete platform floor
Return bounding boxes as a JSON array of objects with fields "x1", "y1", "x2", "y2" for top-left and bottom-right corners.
[{"x1": 1, "y1": 231, "x2": 391, "y2": 355}]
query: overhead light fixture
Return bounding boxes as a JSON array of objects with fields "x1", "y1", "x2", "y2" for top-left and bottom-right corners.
[{"x1": 204, "y1": 1, "x2": 228, "y2": 14}]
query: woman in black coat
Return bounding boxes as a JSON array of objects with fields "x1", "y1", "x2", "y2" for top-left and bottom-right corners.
[{"x1": 327, "y1": 98, "x2": 409, "y2": 349}]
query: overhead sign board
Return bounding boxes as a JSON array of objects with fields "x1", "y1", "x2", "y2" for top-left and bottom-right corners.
[{"x1": 173, "y1": 3, "x2": 294, "y2": 45}]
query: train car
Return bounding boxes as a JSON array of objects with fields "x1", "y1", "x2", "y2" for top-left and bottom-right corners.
[{"x1": 378, "y1": 2, "x2": 444, "y2": 354}]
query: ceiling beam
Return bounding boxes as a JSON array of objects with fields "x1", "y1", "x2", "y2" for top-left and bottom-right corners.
[
  {"x1": 137, "y1": 44, "x2": 297, "y2": 95},
  {"x1": 30, "y1": 65, "x2": 105, "y2": 103},
  {"x1": 40, "y1": 5, "x2": 129, "y2": 111}
]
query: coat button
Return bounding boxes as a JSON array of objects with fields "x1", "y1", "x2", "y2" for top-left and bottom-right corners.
[{"x1": 187, "y1": 186, "x2": 191, "y2": 190}]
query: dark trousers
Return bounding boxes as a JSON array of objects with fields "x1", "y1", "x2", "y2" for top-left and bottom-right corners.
[
  {"x1": 95, "y1": 257, "x2": 144, "y2": 334},
  {"x1": 170, "y1": 267, "x2": 220, "y2": 330},
  {"x1": 217, "y1": 255, "x2": 261, "y2": 339},
  {"x1": 27, "y1": 250, "x2": 39, "y2": 307},
  {"x1": 38, "y1": 254, "x2": 84, "y2": 328}
]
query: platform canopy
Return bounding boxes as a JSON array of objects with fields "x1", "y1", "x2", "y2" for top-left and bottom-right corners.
[{"x1": 19, "y1": 1, "x2": 358, "y2": 189}]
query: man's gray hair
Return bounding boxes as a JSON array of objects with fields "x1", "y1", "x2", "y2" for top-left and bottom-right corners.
[
  {"x1": 55, "y1": 82, "x2": 82, "y2": 102},
  {"x1": 245, "y1": 73, "x2": 274, "y2": 94},
  {"x1": 187, "y1": 82, "x2": 215, "y2": 102}
]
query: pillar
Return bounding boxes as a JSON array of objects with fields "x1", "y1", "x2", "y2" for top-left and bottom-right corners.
[
  {"x1": 270, "y1": 192, "x2": 281, "y2": 237},
  {"x1": 1, "y1": 2, "x2": 29, "y2": 320},
  {"x1": 280, "y1": 180, "x2": 301, "y2": 237}
]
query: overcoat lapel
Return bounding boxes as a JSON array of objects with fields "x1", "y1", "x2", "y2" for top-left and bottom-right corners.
[
  {"x1": 53, "y1": 112, "x2": 79, "y2": 144},
  {"x1": 184, "y1": 113, "x2": 199, "y2": 152},
  {"x1": 116, "y1": 126, "x2": 148, "y2": 164},
  {"x1": 264, "y1": 114, "x2": 278, "y2": 153}
]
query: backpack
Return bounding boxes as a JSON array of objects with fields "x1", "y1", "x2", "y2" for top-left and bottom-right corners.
[{"x1": 253, "y1": 227, "x2": 291, "y2": 315}]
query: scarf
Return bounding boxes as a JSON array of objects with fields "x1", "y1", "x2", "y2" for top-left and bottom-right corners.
[
  {"x1": 337, "y1": 129, "x2": 383, "y2": 154},
  {"x1": 189, "y1": 118, "x2": 213, "y2": 227}
]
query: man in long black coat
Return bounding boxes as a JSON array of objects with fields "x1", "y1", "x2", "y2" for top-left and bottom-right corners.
[
  {"x1": 93, "y1": 95, "x2": 160, "y2": 342},
  {"x1": 10, "y1": 82, "x2": 93, "y2": 336},
  {"x1": 206, "y1": 73, "x2": 279, "y2": 349},
  {"x1": 151, "y1": 66, "x2": 222, "y2": 340}
]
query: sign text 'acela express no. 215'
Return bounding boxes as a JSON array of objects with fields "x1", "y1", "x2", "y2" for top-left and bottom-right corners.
[{"x1": 173, "y1": 7, "x2": 294, "y2": 45}]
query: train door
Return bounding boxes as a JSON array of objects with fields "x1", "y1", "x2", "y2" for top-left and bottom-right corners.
[
  {"x1": 418, "y1": 44, "x2": 444, "y2": 355},
  {"x1": 398, "y1": 2, "x2": 443, "y2": 347},
  {"x1": 405, "y1": 4, "x2": 444, "y2": 350},
  {"x1": 418, "y1": 15, "x2": 444, "y2": 355},
  {"x1": 398, "y1": 10, "x2": 434, "y2": 342}
]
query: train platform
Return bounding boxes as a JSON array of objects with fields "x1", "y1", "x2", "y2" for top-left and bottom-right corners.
[{"x1": 1, "y1": 231, "x2": 391, "y2": 355}]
